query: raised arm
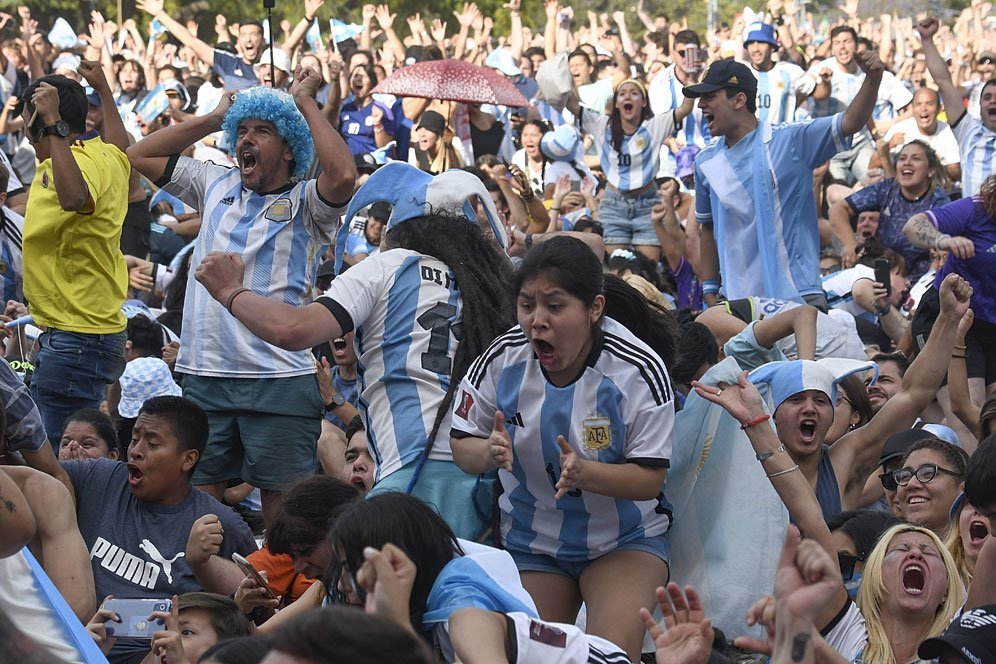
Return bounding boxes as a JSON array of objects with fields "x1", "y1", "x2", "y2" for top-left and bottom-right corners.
[
  {"x1": 916, "y1": 17, "x2": 965, "y2": 126},
  {"x1": 196, "y1": 252, "x2": 343, "y2": 349},
  {"x1": 829, "y1": 199, "x2": 858, "y2": 268},
  {"x1": 127, "y1": 91, "x2": 233, "y2": 183},
  {"x1": 291, "y1": 65, "x2": 357, "y2": 204},
  {"x1": 946, "y1": 309, "x2": 982, "y2": 441},
  {"x1": 840, "y1": 49, "x2": 884, "y2": 136},
  {"x1": 136, "y1": 0, "x2": 216, "y2": 67},
  {"x1": 833, "y1": 273, "x2": 972, "y2": 506},
  {"x1": 506, "y1": 0, "x2": 524, "y2": 60},
  {"x1": 78, "y1": 60, "x2": 129, "y2": 153},
  {"x1": 374, "y1": 5, "x2": 408, "y2": 68},
  {"x1": 650, "y1": 180, "x2": 686, "y2": 272}
]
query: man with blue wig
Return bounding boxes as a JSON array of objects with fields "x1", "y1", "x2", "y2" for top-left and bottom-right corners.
[{"x1": 128, "y1": 66, "x2": 356, "y2": 530}]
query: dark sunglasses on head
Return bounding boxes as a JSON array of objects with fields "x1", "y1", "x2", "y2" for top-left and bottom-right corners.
[
  {"x1": 837, "y1": 551, "x2": 864, "y2": 580},
  {"x1": 881, "y1": 463, "x2": 962, "y2": 491}
]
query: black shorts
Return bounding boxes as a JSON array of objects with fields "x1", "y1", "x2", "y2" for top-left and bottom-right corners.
[{"x1": 912, "y1": 286, "x2": 996, "y2": 384}]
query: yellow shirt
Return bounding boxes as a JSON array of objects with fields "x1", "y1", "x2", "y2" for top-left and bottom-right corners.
[{"x1": 23, "y1": 133, "x2": 129, "y2": 334}]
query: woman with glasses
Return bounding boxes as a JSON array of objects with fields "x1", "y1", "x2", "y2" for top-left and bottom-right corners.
[{"x1": 892, "y1": 438, "x2": 969, "y2": 535}]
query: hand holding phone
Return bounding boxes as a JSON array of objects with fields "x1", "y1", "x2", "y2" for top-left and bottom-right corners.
[
  {"x1": 874, "y1": 258, "x2": 892, "y2": 299},
  {"x1": 102, "y1": 598, "x2": 171, "y2": 639},
  {"x1": 232, "y1": 552, "x2": 278, "y2": 600}
]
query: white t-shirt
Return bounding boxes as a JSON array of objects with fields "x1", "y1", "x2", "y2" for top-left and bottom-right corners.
[{"x1": 883, "y1": 118, "x2": 961, "y2": 166}]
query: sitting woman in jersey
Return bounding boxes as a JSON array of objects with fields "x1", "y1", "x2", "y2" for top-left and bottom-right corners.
[
  {"x1": 569, "y1": 79, "x2": 692, "y2": 261},
  {"x1": 830, "y1": 140, "x2": 951, "y2": 284},
  {"x1": 822, "y1": 238, "x2": 911, "y2": 349},
  {"x1": 326, "y1": 491, "x2": 631, "y2": 663},
  {"x1": 450, "y1": 236, "x2": 675, "y2": 660},
  {"x1": 331, "y1": 64, "x2": 396, "y2": 158},
  {"x1": 193, "y1": 163, "x2": 514, "y2": 540}
]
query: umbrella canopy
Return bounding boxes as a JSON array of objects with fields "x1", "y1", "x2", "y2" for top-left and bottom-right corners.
[{"x1": 372, "y1": 59, "x2": 529, "y2": 108}]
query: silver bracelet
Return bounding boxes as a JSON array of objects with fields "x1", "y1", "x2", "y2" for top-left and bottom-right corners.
[
  {"x1": 766, "y1": 464, "x2": 800, "y2": 478},
  {"x1": 933, "y1": 233, "x2": 950, "y2": 250}
]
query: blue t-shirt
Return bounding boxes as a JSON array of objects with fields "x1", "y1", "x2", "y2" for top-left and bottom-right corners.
[
  {"x1": 324, "y1": 367, "x2": 359, "y2": 429},
  {"x1": 695, "y1": 114, "x2": 850, "y2": 301},
  {"x1": 211, "y1": 50, "x2": 259, "y2": 90},
  {"x1": 62, "y1": 458, "x2": 257, "y2": 602},
  {"x1": 928, "y1": 196, "x2": 996, "y2": 324},
  {"x1": 845, "y1": 179, "x2": 950, "y2": 284},
  {"x1": 339, "y1": 99, "x2": 396, "y2": 156},
  {"x1": 345, "y1": 233, "x2": 378, "y2": 258}
]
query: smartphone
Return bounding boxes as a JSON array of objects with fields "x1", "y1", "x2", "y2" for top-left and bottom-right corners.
[
  {"x1": 874, "y1": 258, "x2": 891, "y2": 298},
  {"x1": 232, "y1": 552, "x2": 278, "y2": 600},
  {"x1": 570, "y1": 180, "x2": 581, "y2": 193},
  {"x1": 102, "y1": 598, "x2": 171, "y2": 639}
]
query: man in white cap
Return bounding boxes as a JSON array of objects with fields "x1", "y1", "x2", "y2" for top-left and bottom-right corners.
[{"x1": 254, "y1": 48, "x2": 292, "y2": 91}]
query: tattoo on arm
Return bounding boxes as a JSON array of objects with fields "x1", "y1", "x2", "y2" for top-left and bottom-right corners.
[
  {"x1": 0, "y1": 491, "x2": 15, "y2": 513},
  {"x1": 908, "y1": 214, "x2": 940, "y2": 247},
  {"x1": 791, "y1": 633, "x2": 811, "y2": 663}
]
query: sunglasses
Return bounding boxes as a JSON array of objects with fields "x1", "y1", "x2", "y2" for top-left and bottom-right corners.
[
  {"x1": 880, "y1": 462, "x2": 962, "y2": 492},
  {"x1": 837, "y1": 551, "x2": 864, "y2": 581}
]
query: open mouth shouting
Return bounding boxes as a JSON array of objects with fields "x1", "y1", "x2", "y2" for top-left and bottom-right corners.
[
  {"x1": 969, "y1": 519, "x2": 990, "y2": 546},
  {"x1": 799, "y1": 418, "x2": 818, "y2": 444},
  {"x1": 533, "y1": 338, "x2": 556, "y2": 366},
  {"x1": 901, "y1": 562, "x2": 926, "y2": 595},
  {"x1": 127, "y1": 462, "x2": 144, "y2": 487},
  {"x1": 240, "y1": 148, "x2": 259, "y2": 177}
]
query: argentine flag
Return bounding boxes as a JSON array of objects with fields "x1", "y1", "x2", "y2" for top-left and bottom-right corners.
[{"x1": 330, "y1": 18, "x2": 365, "y2": 44}]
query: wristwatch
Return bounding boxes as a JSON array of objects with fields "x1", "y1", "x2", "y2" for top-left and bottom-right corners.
[
  {"x1": 41, "y1": 121, "x2": 70, "y2": 138},
  {"x1": 325, "y1": 393, "x2": 346, "y2": 412}
]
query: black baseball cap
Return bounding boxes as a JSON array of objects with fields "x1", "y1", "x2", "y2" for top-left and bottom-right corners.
[
  {"x1": 683, "y1": 60, "x2": 757, "y2": 98},
  {"x1": 879, "y1": 428, "x2": 938, "y2": 466},
  {"x1": 918, "y1": 605, "x2": 996, "y2": 664}
]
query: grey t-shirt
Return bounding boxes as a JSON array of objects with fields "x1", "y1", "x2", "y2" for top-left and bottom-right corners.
[{"x1": 63, "y1": 458, "x2": 256, "y2": 602}]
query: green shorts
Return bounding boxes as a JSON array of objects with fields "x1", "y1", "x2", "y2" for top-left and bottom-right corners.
[
  {"x1": 368, "y1": 460, "x2": 493, "y2": 541},
  {"x1": 184, "y1": 374, "x2": 323, "y2": 491}
]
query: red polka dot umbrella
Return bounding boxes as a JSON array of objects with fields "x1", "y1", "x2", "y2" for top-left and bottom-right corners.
[{"x1": 372, "y1": 58, "x2": 529, "y2": 107}]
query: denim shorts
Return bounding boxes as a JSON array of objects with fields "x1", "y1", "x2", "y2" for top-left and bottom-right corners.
[
  {"x1": 509, "y1": 531, "x2": 670, "y2": 580},
  {"x1": 598, "y1": 187, "x2": 660, "y2": 247},
  {"x1": 184, "y1": 374, "x2": 323, "y2": 490},
  {"x1": 31, "y1": 329, "x2": 126, "y2": 443}
]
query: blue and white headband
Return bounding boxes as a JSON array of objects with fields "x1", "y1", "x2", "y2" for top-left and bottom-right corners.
[
  {"x1": 334, "y1": 162, "x2": 508, "y2": 273},
  {"x1": 748, "y1": 358, "x2": 878, "y2": 414}
]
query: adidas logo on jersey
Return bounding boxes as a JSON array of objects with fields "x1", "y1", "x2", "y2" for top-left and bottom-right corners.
[
  {"x1": 220, "y1": 197, "x2": 235, "y2": 206},
  {"x1": 506, "y1": 412, "x2": 525, "y2": 428}
]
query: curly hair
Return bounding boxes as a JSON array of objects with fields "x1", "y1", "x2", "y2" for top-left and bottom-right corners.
[
  {"x1": 222, "y1": 87, "x2": 314, "y2": 179},
  {"x1": 386, "y1": 214, "x2": 515, "y2": 460},
  {"x1": 981, "y1": 173, "x2": 996, "y2": 221}
]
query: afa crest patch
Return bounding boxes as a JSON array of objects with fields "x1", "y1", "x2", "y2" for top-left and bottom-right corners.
[
  {"x1": 582, "y1": 413, "x2": 611, "y2": 451},
  {"x1": 265, "y1": 198, "x2": 293, "y2": 222}
]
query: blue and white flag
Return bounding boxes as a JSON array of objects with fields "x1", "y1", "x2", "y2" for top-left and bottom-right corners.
[
  {"x1": 330, "y1": 18, "x2": 365, "y2": 44},
  {"x1": 149, "y1": 18, "x2": 167, "y2": 40},
  {"x1": 48, "y1": 17, "x2": 78, "y2": 49},
  {"x1": 306, "y1": 18, "x2": 323, "y2": 51},
  {"x1": 135, "y1": 83, "x2": 170, "y2": 123}
]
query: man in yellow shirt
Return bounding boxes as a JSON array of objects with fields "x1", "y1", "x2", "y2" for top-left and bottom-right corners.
[{"x1": 19, "y1": 62, "x2": 131, "y2": 442}]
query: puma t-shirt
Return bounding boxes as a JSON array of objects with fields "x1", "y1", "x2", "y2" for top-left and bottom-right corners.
[{"x1": 62, "y1": 459, "x2": 256, "y2": 602}]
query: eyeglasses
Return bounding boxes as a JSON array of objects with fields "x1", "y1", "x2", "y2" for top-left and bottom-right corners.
[
  {"x1": 883, "y1": 463, "x2": 962, "y2": 491},
  {"x1": 837, "y1": 551, "x2": 864, "y2": 580}
]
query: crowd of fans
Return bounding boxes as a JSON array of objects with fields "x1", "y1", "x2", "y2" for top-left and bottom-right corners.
[{"x1": 0, "y1": 0, "x2": 995, "y2": 662}]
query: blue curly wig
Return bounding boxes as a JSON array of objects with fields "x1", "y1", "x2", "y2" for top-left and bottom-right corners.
[{"x1": 222, "y1": 87, "x2": 314, "y2": 179}]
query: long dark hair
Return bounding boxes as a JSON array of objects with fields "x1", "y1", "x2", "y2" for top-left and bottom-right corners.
[
  {"x1": 609, "y1": 80, "x2": 653, "y2": 154},
  {"x1": 386, "y1": 214, "x2": 515, "y2": 460},
  {"x1": 325, "y1": 492, "x2": 463, "y2": 630},
  {"x1": 514, "y1": 236, "x2": 677, "y2": 366}
]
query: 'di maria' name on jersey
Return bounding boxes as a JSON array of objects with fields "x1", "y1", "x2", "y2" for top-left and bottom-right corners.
[{"x1": 421, "y1": 265, "x2": 455, "y2": 289}]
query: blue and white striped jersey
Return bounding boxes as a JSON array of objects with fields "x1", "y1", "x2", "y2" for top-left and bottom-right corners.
[
  {"x1": 647, "y1": 65, "x2": 713, "y2": 176},
  {"x1": 452, "y1": 317, "x2": 674, "y2": 561},
  {"x1": 695, "y1": 114, "x2": 850, "y2": 301},
  {"x1": 805, "y1": 61, "x2": 911, "y2": 145},
  {"x1": 318, "y1": 249, "x2": 462, "y2": 481},
  {"x1": 581, "y1": 109, "x2": 677, "y2": 191},
  {"x1": 952, "y1": 113, "x2": 996, "y2": 196},
  {"x1": 822, "y1": 264, "x2": 877, "y2": 322},
  {"x1": 0, "y1": 207, "x2": 23, "y2": 304},
  {"x1": 163, "y1": 157, "x2": 341, "y2": 378},
  {"x1": 748, "y1": 61, "x2": 816, "y2": 125}
]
